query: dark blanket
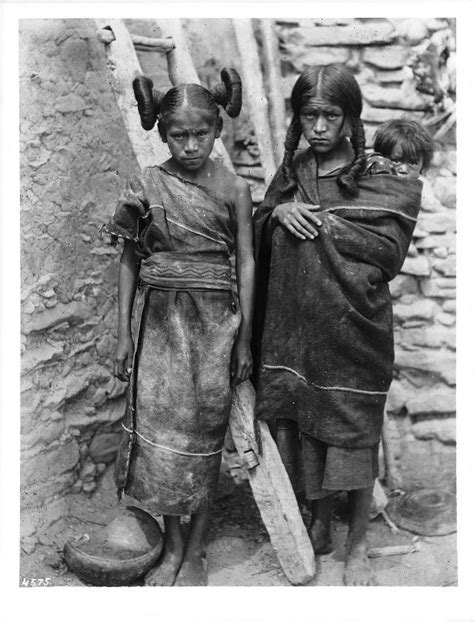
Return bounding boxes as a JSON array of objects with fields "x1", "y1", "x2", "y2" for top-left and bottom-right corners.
[{"x1": 253, "y1": 149, "x2": 422, "y2": 449}]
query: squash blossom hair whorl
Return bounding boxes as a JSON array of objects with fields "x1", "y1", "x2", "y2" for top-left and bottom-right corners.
[
  {"x1": 282, "y1": 63, "x2": 366, "y2": 198},
  {"x1": 132, "y1": 68, "x2": 242, "y2": 138}
]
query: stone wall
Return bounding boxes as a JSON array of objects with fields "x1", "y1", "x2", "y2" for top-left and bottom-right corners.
[{"x1": 20, "y1": 18, "x2": 456, "y2": 552}]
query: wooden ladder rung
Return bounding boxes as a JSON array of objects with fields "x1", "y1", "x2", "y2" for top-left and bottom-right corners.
[
  {"x1": 97, "y1": 26, "x2": 175, "y2": 53},
  {"x1": 131, "y1": 34, "x2": 175, "y2": 53}
]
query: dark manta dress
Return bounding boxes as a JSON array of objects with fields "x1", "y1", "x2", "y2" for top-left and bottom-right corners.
[
  {"x1": 252, "y1": 150, "x2": 422, "y2": 498},
  {"x1": 104, "y1": 166, "x2": 241, "y2": 515}
]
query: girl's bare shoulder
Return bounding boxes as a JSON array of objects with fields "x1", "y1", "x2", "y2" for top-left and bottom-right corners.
[{"x1": 213, "y1": 161, "x2": 251, "y2": 198}]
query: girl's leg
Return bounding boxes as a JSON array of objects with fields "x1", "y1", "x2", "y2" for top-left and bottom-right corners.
[
  {"x1": 309, "y1": 495, "x2": 334, "y2": 554},
  {"x1": 145, "y1": 515, "x2": 185, "y2": 586},
  {"x1": 174, "y1": 510, "x2": 209, "y2": 586},
  {"x1": 343, "y1": 483, "x2": 377, "y2": 586}
]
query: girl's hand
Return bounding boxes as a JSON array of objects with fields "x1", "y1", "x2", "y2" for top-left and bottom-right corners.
[
  {"x1": 114, "y1": 335, "x2": 134, "y2": 382},
  {"x1": 231, "y1": 339, "x2": 253, "y2": 387},
  {"x1": 272, "y1": 202, "x2": 322, "y2": 240}
]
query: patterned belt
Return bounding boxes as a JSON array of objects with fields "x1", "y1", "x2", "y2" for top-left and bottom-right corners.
[{"x1": 139, "y1": 251, "x2": 232, "y2": 291}]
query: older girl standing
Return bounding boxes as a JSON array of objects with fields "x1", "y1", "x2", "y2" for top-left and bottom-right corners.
[{"x1": 253, "y1": 64, "x2": 422, "y2": 585}]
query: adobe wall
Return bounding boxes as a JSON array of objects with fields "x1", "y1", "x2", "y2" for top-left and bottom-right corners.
[{"x1": 20, "y1": 18, "x2": 139, "y2": 543}]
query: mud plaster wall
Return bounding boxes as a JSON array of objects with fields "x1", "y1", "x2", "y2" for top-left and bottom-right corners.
[
  {"x1": 20, "y1": 18, "x2": 456, "y2": 544},
  {"x1": 20, "y1": 19, "x2": 141, "y2": 538}
]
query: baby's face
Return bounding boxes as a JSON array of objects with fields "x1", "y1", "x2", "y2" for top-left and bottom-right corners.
[{"x1": 389, "y1": 146, "x2": 423, "y2": 179}]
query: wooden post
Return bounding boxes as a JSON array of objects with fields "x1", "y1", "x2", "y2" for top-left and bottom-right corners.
[
  {"x1": 229, "y1": 381, "x2": 316, "y2": 585},
  {"x1": 232, "y1": 19, "x2": 277, "y2": 185},
  {"x1": 94, "y1": 19, "x2": 169, "y2": 169},
  {"x1": 257, "y1": 19, "x2": 287, "y2": 164},
  {"x1": 154, "y1": 18, "x2": 235, "y2": 172}
]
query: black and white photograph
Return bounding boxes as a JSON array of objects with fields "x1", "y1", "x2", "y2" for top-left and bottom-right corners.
[{"x1": 1, "y1": 3, "x2": 473, "y2": 622}]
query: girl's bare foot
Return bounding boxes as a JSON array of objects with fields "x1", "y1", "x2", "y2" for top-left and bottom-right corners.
[
  {"x1": 309, "y1": 520, "x2": 334, "y2": 555},
  {"x1": 174, "y1": 553, "x2": 208, "y2": 586},
  {"x1": 309, "y1": 495, "x2": 334, "y2": 555},
  {"x1": 343, "y1": 541, "x2": 378, "y2": 586},
  {"x1": 144, "y1": 547, "x2": 184, "y2": 587}
]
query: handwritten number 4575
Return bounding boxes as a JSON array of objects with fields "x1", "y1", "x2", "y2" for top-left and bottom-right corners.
[{"x1": 21, "y1": 577, "x2": 52, "y2": 587}]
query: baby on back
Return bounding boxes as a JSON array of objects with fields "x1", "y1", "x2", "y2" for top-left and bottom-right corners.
[{"x1": 374, "y1": 118, "x2": 435, "y2": 179}]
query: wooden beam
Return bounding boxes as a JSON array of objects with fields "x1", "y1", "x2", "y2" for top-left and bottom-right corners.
[
  {"x1": 258, "y1": 19, "x2": 287, "y2": 164},
  {"x1": 229, "y1": 381, "x2": 316, "y2": 585},
  {"x1": 232, "y1": 19, "x2": 277, "y2": 185},
  {"x1": 154, "y1": 18, "x2": 199, "y2": 86},
  {"x1": 154, "y1": 18, "x2": 235, "y2": 172},
  {"x1": 95, "y1": 19, "x2": 169, "y2": 169}
]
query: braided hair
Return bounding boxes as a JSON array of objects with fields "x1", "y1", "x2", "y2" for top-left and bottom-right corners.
[
  {"x1": 281, "y1": 64, "x2": 366, "y2": 198},
  {"x1": 132, "y1": 68, "x2": 242, "y2": 140}
]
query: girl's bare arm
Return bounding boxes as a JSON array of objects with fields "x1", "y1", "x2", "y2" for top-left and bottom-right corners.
[
  {"x1": 232, "y1": 176, "x2": 255, "y2": 385},
  {"x1": 114, "y1": 239, "x2": 140, "y2": 381}
]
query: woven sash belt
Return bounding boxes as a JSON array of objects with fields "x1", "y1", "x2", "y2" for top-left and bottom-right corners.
[{"x1": 139, "y1": 251, "x2": 232, "y2": 291}]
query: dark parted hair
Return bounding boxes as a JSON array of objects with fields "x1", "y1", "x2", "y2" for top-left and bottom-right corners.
[
  {"x1": 374, "y1": 118, "x2": 435, "y2": 173},
  {"x1": 132, "y1": 67, "x2": 242, "y2": 139},
  {"x1": 282, "y1": 63, "x2": 366, "y2": 198}
]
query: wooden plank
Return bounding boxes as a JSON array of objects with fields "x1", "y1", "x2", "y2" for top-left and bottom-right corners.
[
  {"x1": 258, "y1": 19, "x2": 286, "y2": 164},
  {"x1": 95, "y1": 19, "x2": 169, "y2": 170},
  {"x1": 232, "y1": 19, "x2": 277, "y2": 185},
  {"x1": 154, "y1": 18, "x2": 235, "y2": 172},
  {"x1": 229, "y1": 381, "x2": 316, "y2": 585}
]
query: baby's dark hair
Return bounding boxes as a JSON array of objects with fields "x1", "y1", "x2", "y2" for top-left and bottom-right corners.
[
  {"x1": 374, "y1": 118, "x2": 435, "y2": 173},
  {"x1": 282, "y1": 63, "x2": 366, "y2": 198},
  {"x1": 132, "y1": 68, "x2": 242, "y2": 139}
]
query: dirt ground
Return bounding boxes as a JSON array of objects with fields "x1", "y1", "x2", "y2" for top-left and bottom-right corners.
[{"x1": 20, "y1": 458, "x2": 457, "y2": 588}]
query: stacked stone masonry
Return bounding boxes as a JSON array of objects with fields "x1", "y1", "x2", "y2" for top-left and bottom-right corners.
[{"x1": 20, "y1": 18, "x2": 456, "y2": 549}]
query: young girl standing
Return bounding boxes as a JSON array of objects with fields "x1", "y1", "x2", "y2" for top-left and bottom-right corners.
[
  {"x1": 253, "y1": 64, "x2": 422, "y2": 586},
  {"x1": 104, "y1": 68, "x2": 254, "y2": 586}
]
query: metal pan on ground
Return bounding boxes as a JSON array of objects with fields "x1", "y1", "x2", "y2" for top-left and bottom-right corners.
[
  {"x1": 63, "y1": 505, "x2": 163, "y2": 586},
  {"x1": 386, "y1": 488, "x2": 456, "y2": 536}
]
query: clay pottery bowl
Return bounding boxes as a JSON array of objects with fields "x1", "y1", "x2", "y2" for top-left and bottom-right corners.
[
  {"x1": 387, "y1": 488, "x2": 456, "y2": 536},
  {"x1": 63, "y1": 506, "x2": 163, "y2": 586}
]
